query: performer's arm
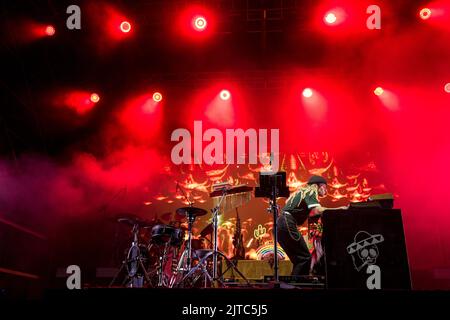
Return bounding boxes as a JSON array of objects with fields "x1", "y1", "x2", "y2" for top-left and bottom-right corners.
[
  {"x1": 306, "y1": 193, "x2": 348, "y2": 217},
  {"x1": 309, "y1": 205, "x2": 348, "y2": 217}
]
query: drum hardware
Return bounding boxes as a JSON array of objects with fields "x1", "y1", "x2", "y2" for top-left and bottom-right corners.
[
  {"x1": 109, "y1": 216, "x2": 154, "y2": 288},
  {"x1": 176, "y1": 185, "x2": 251, "y2": 288},
  {"x1": 157, "y1": 242, "x2": 172, "y2": 287},
  {"x1": 150, "y1": 223, "x2": 185, "y2": 287},
  {"x1": 108, "y1": 182, "x2": 252, "y2": 288},
  {"x1": 174, "y1": 182, "x2": 207, "y2": 272},
  {"x1": 172, "y1": 206, "x2": 207, "y2": 279}
]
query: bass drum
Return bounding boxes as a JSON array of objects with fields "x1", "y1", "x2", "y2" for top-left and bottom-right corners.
[{"x1": 125, "y1": 244, "x2": 150, "y2": 279}]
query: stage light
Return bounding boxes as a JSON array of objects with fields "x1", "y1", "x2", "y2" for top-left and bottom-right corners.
[
  {"x1": 45, "y1": 25, "x2": 55, "y2": 36},
  {"x1": 219, "y1": 90, "x2": 231, "y2": 101},
  {"x1": 120, "y1": 21, "x2": 131, "y2": 33},
  {"x1": 374, "y1": 87, "x2": 399, "y2": 111},
  {"x1": 193, "y1": 16, "x2": 207, "y2": 31},
  {"x1": 302, "y1": 88, "x2": 313, "y2": 98},
  {"x1": 419, "y1": 8, "x2": 432, "y2": 20},
  {"x1": 90, "y1": 93, "x2": 100, "y2": 103},
  {"x1": 153, "y1": 92, "x2": 163, "y2": 102},
  {"x1": 324, "y1": 12, "x2": 337, "y2": 24},
  {"x1": 445, "y1": 83, "x2": 450, "y2": 93},
  {"x1": 374, "y1": 87, "x2": 384, "y2": 96}
]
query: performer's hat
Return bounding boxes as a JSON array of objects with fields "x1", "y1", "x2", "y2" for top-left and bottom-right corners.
[{"x1": 307, "y1": 175, "x2": 327, "y2": 186}]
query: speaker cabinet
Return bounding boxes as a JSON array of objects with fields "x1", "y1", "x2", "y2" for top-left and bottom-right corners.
[{"x1": 322, "y1": 208, "x2": 411, "y2": 289}]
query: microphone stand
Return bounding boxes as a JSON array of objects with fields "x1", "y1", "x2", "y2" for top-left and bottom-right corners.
[{"x1": 269, "y1": 181, "x2": 280, "y2": 286}]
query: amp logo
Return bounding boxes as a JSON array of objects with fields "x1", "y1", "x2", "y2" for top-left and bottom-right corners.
[{"x1": 347, "y1": 231, "x2": 384, "y2": 289}]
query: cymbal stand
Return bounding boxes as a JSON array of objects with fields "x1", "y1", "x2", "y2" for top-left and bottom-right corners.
[
  {"x1": 177, "y1": 188, "x2": 251, "y2": 287},
  {"x1": 156, "y1": 241, "x2": 171, "y2": 287},
  {"x1": 109, "y1": 223, "x2": 151, "y2": 287}
]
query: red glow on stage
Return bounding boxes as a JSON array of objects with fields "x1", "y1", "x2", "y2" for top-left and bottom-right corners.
[
  {"x1": 219, "y1": 90, "x2": 231, "y2": 101},
  {"x1": 17, "y1": 21, "x2": 59, "y2": 42},
  {"x1": 153, "y1": 92, "x2": 163, "y2": 102},
  {"x1": 419, "y1": 8, "x2": 432, "y2": 20},
  {"x1": 90, "y1": 93, "x2": 100, "y2": 103},
  {"x1": 313, "y1": 2, "x2": 369, "y2": 38},
  {"x1": 100, "y1": 5, "x2": 133, "y2": 39},
  {"x1": 75, "y1": 146, "x2": 164, "y2": 190},
  {"x1": 120, "y1": 21, "x2": 131, "y2": 33},
  {"x1": 417, "y1": 1, "x2": 450, "y2": 28},
  {"x1": 375, "y1": 88, "x2": 399, "y2": 111},
  {"x1": 302, "y1": 88, "x2": 313, "y2": 98},
  {"x1": 45, "y1": 25, "x2": 55, "y2": 36},
  {"x1": 281, "y1": 75, "x2": 363, "y2": 152},
  {"x1": 62, "y1": 91, "x2": 97, "y2": 115},
  {"x1": 183, "y1": 83, "x2": 246, "y2": 128},
  {"x1": 85, "y1": 3, "x2": 135, "y2": 46},
  {"x1": 203, "y1": 88, "x2": 235, "y2": 126},
  {"x1": 445, "y1": 83, "x2": 450, "y2": 93},
  {"x1": 301, "y1": 89, "x2": 327, "y2": 121},
  {"x1": 119, "y1": 92, "x2": 163, "y2": 141},
  {"x1": 193, "y1": 16, "x2": 207, "y2": 31}
]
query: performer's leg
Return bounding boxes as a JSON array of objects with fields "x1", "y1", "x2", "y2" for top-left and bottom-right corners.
[{"x1": 277, "y1": 214, "x2": 311, "y2": 276}]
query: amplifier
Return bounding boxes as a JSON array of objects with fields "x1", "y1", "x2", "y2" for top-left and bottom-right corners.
[{"x1": 322, "y1": 208, "x2": 411, "y2": 289}]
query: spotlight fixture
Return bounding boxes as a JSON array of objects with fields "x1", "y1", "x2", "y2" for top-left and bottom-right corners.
[
  {"x1": 153, "y1": 92, "x2": 163, "y2": 102},
  {"x1": 302, "y1": 88, "x2": 313, "y2": 98},
  {"x1": 219, "y1": 90, "x2": 231, "y2": 101},
  {"x1": 120, "y1": 21, "x2": 132, "y2": 33}
]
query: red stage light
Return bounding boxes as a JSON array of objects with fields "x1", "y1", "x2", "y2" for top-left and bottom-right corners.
[
  {"x1": 324, "y1": 13, "x2": 337, "y2": 24},
  {"x1": 419, "y1": 8, "x2": 432, "y2": 20},
  {"x1": 302, "y1": 88, "x2": 313, "y2": 98},
  {"x1": 445, "y1": 83, "x2": 450, "y2": 93},
  {"x1": 153, "y1": 92, "x2": 163, "y2": 102},
  {"x1": 322, "y1": 8, "x2": 347, "y2": 26},
  {"x1": 120, "y1": 21, "x2": 131, "y2": 33},
  {"x1": 374, "y1": 87, "x2": 384, "y2": 96},
  {"x1": 177, "y1": 6, "x2": 215, "y2": 40},
  {"x1": 219, "y1": 90, "x2": 231, "y2": 101},
  {"x1": 90, "y1": 93, "x2": 100, "y2": 103},
  {"x1": 45, "y1": 25, "x2": 55, "y2": 36},
  {"x1": 193, "y1": 16, "x2": 207, "y2": 31}
]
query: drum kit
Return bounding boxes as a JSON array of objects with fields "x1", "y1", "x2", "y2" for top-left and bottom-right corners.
[
  {"x1": 109, "y1": 207, "x2": 205, "y2": 288},
  {"x1": 109, "y1": 183, "x2": 251, "y2": 288}
]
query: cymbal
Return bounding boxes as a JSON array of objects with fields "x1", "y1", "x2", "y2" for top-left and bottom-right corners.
[
  {"x1": 116, "y1": 214, "x2": 155, "y2": 228},
  {"x1": 176, "y1": 206, "x2": 208, "y2": 217}
]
